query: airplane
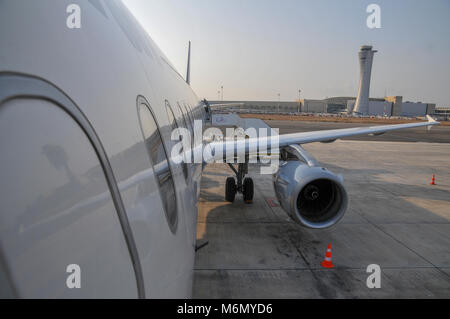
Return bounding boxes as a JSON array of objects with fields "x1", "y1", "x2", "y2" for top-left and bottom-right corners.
[{"x1": 0, "y1": 0, "x2": 439, "y2": 298}]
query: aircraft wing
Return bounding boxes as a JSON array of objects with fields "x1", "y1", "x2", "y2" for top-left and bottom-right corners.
[
  {"x1": 197, "y1": 115, "x2": 440, "y2": 229},
  {"x1": 205, "y1": 115, "x2": 439, "y2": 161}
]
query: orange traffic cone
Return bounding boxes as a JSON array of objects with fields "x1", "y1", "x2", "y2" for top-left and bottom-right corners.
[
  {"x1": 321, "y1": 243, "x2": 335, "y2": 268},
  {"x1": 430, "y1": 174, "x2": 436, "y2": 185}
]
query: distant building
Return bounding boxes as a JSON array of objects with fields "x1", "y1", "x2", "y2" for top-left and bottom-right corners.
[
  {"x1": 426, "y1": 103, "x2": 436, "y2": 115},
  {"x1": 385, "y1": 96, "x2": 403, "y2": 116},
  {"x1": 434, "y1": 107, "x2": 450, "y2": 121},
  {"x1": 210, "y1": 101, "x2": 300, "y2": 113},
  {"x1": 401, "y1": 102, "x2": 428, "y2": 117},
  {"x1": 300, "y1": 99, "x2": 327, "y2": 113},
  {"x1": 434, "y1": 107, "x2": 450, "y2": 116},
  {"x1": 347, "y1": 99, "x2": 392, "y2": 116},
  {"x1": 210, "y1": 96, "x2": 436, "y2": 118}
]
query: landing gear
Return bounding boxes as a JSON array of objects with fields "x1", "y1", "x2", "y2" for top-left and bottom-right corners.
[
  {"x1": 243, "y1": 177, "x2": 254, "y2": 203},
  {"x1": 225, "y1": 163, "x2": 254, "y2": 204},
  {"x1": 225, "y1": 177, "x2": 237, "y2": 202},
  {"x1": 242, "y1": 177, "x2": 254, "y2": 204}
]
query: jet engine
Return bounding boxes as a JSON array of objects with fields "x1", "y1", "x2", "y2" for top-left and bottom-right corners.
[{"x1": 273, "y1": 153, "x2": 348, "y2": 229}]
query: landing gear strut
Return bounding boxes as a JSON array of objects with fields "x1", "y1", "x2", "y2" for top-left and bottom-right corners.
[{"x1": 225, "y1": 163, "x2": 254, "y2": 204}]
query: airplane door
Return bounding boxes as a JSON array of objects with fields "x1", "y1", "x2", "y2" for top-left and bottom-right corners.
[{"x1": 0, "y1": 74, "x2": 142, "y2": 298}]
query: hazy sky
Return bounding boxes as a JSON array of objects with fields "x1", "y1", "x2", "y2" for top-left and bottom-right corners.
[{"x1": 123, "y1": 0, "x2": 450, "y2": 106}]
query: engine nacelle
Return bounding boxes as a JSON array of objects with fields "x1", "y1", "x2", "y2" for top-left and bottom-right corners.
[{"x1": 273, "y1": 160, "x2": 348, "y2": 229}]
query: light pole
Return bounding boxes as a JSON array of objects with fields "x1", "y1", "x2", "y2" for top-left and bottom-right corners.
[
  {"x1": 298, "y1": 89, "x2": 301, "y2": 113},
  {"x1": 221, "y1": 86, "x2": 224, "y2": 101}
]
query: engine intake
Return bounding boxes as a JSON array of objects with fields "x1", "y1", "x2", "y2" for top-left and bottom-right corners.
[{"x1": 273, "y1": 160, "x2": 348, "y2": 229}]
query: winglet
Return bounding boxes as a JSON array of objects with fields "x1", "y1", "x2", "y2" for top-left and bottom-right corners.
[
  {"x1": 426, "y1": 115, "x2": 437, "y2": 123},
  {"x1": 186, "y1": 41, "x2": 191, "y2": 85},
  {"x1": 426, "y1": 115, "x2": 439, "y2": 131}
]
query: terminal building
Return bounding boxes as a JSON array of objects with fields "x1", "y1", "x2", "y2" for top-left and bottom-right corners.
[
  {"x1": 346, "y1": 96, "x2": 435, "y2": 117},
  {"x1": 211, "y1": 96, "x2": 437, "y2": 117},
  {"x1": 435, "y1": 107, "x2": 450, "y2": 119}
]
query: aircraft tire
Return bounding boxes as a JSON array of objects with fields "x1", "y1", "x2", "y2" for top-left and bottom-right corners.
[
  {"x1": 243, "y1": 177, "x2": 254, "y2": 204},
  {"x1": 225, "y1": 177, "x2": 237, "y2": 202}
]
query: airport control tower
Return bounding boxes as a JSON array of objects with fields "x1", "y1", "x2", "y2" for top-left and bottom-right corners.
[{"x1": 353, "y1": 45, "x2": 377, "y2": 115}]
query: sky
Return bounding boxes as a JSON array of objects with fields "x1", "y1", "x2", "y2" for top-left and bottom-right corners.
[{"x1": 123, "y1": 0, "x2": 450, "y2": 106}]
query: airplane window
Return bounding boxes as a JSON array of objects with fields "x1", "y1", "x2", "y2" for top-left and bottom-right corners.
[{"x1": 138, "y1": 102, "x2": 178, "y2": 232}]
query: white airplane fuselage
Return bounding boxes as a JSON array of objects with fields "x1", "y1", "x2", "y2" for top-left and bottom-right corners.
[{"x1": 0, "y1": 0, "x2": 202, "y2": 298}]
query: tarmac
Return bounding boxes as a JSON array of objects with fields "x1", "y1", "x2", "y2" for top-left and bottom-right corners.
[{"x1": 193, "y1": 121, "x2": 450, "y2": 298}]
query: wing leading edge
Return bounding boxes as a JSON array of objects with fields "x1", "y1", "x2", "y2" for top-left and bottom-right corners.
[{"x1": 205, "y1": 116, "x2": 440, "y2": 161}]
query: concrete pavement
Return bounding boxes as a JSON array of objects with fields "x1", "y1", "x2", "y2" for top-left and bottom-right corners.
[{"x1": 193, "y1": 140, "x2": 450, "y2": 298}]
